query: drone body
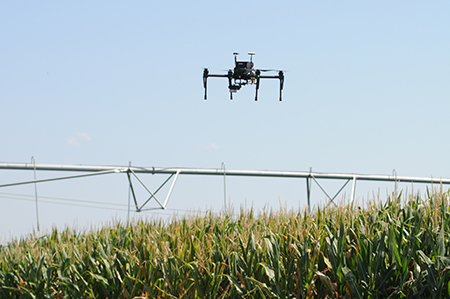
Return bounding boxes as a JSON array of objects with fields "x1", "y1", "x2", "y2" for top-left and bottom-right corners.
[{"x1": 203, "y1": 52, "x2": 284, "y2": 101}]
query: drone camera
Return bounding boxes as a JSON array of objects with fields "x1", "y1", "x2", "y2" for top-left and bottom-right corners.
[{"x1": 229, "y1": 85, "x2": 240, "y2": 92}]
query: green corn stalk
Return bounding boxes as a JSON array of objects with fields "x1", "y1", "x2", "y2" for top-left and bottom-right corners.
[{"x1": 2, "y1": 189, "x2": 450, "y2": 298}]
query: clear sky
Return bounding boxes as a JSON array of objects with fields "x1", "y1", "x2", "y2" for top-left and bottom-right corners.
[{"x1": 1, "y1": 1, "x2": 449, "y2": 241}]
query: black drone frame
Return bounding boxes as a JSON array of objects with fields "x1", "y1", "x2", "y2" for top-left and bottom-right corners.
[{"x1": 203, "y1": 69, "x2": 284, "y2": 101}]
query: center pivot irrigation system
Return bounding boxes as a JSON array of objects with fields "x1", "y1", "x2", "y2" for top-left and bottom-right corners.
[{"x1": 1, "y1": 162, "x2": 450, "y2": 214}]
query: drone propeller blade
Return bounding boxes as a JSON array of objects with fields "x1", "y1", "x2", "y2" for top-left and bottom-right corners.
[{"x1": 259, "y1": 69, "x2": 280, "y2": 72}]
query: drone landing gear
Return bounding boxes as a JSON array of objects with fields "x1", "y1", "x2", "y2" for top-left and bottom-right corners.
[
  {"x1": 254, "y1": 70, "x2": 284, "y2": 101},
  {"x1": 255, "y1": 70, "x2": 261, "y2": 101},
  {"x1": 203, "y1": 69, "x2": 209, "y2": 100},
  {"x1": 228, "y1": 71, "x2": 234, "y2": 100},
  {"x1": 278, "y1": 71, "x2": 284, "y2": 102}
]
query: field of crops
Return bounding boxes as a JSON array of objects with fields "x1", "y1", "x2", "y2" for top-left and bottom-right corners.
[{"x1": 1, "y1": 189, "x2": 450, "y2": 298}]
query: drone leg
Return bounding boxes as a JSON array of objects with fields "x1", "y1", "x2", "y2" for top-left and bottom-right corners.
[
  {"x1": 228, "y1": 71, "x2": 233, "y2": 100},
  {"x1": 203, "y1": 69, "x2": 209, "y2": 100},
  {"x1": 255, "y1": 70, "x2": 261, "y2": 101},
  {"x1": 279, "y1": 71, "x2": 284, "y2": 101}
]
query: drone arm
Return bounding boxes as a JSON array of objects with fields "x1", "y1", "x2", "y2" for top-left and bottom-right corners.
[
  {"x1": 207, "y1": 74, "x2": 228, "y2": 78},
  {"x1": 257, "y1": 75, "x2": 279, "y2": 79}
]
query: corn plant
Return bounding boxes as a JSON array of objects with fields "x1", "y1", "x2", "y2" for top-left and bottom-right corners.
[{"x1": 2, "y1": 189, "x2": 450, "y2": 298}]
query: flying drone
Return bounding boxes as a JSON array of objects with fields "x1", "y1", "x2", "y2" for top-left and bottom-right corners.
[{"x1": 203, "y1": 52, "x2": 284, "y2": 101}]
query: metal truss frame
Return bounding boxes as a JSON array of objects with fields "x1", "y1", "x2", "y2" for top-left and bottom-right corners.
[
  {"x1": 306, "y1": 174, "x2": 358, "y2": 211},
  {"x1": 1, "y1": 162, "x2": 449, "y2": 212},
  {"x1": 126, "y1": 168, "x2": 180, "y2": 211}
]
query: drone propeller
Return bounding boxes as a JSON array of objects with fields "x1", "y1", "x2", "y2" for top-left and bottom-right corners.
[{"x1": 258, "y1": 69, "x2": 281, "y2": 72}]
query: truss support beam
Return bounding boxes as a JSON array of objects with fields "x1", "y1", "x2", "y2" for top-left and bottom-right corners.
[
  {"x1": 137, "y1": 173, "x2": 173, "y2": 211},
  {"x1": 126, "y1": 169, "x2": 181, "y2": 212},
  {"x1": 311, "y1": 175, "x2": 336, "y2": 207},
  {"x1": 1, "y1": 162, "x2": 450, "y2": 212},
  {"x1": 306, "y1": 176, "x2": 311, "y2": 212},
  {"x1": 350, "y1": 176, "x2": 357, "y2": 205},
  {"x1": 1, "y1": 163, "x2": 449, "y2": 185},
  {"x1": 0, "y1": 169, "x2": 121, "y2": 188},
  {"x1": 126, "y1": 171, "x2": 140, "y2": 211},
  {"x1": 129, "y1": 169, "x2": 165, "y2": 210},
  {"x1": 162, "y1": 170, "x2": 180, "y2": 209},
  {"x1": 310, "y1": 175, "x2": 351, "y2": 208},
  {"x1": 325, "y1": 178, "x2": 351, "y2": 208}
]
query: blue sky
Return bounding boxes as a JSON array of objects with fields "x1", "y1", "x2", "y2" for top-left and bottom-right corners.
[{"x1": 1, "y1": 1, "x2": 449, "y2": 240}]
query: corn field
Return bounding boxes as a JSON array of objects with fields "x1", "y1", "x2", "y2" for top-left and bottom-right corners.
[{"x1": 2, "y1": 189, "x2": 450, "y2": 298}]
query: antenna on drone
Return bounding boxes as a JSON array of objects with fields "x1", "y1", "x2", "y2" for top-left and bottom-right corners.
[
  {"x1": 248, "y1": 52, "x2": 255, "y2": 62},
  {"x1": 233, "y1": 52, "x2": 239, "y2": 62}
]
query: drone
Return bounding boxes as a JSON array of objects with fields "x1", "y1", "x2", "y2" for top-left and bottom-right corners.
[{"x1": 203, "y1": 52, "x2": 284, "y2": 101}]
